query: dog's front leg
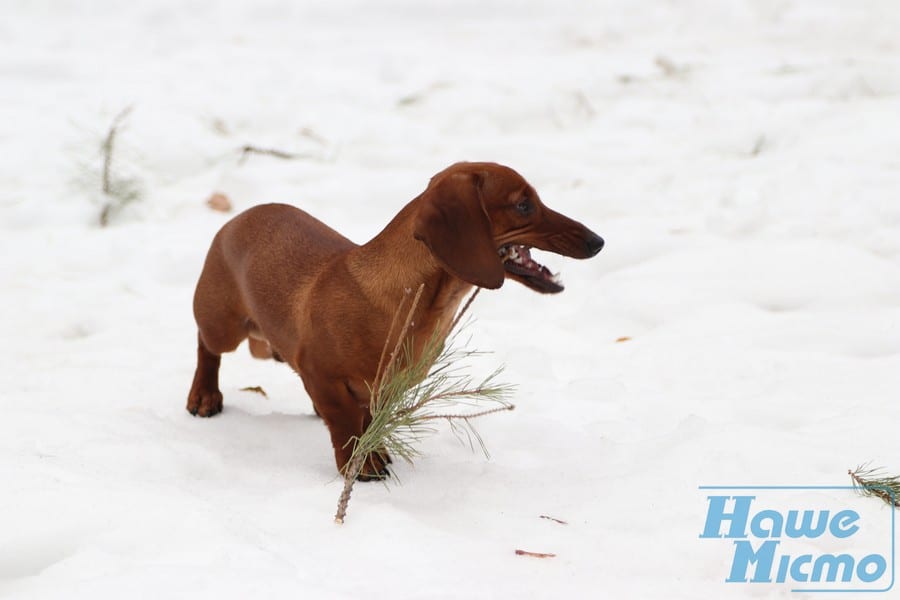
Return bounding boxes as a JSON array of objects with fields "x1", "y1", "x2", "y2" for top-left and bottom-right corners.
[{"x1": 310, "y1": 381, "x2": 391, "y2": 481}]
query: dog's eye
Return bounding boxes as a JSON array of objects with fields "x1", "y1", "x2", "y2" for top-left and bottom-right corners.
[{"x1": 516, "y1": 198, "x2": 534, "y2": 216}]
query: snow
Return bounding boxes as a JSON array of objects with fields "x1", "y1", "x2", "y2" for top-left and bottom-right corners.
[{"x1": 3, "y1": 1, "x2": 900, "y2": 598}]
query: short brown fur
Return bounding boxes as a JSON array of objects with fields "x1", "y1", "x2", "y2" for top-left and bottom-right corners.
[{"x1": 188, "y1": 162, "x2": 603, "y2": 479}]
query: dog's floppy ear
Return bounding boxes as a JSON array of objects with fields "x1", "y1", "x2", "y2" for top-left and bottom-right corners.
[{"x1": 413, "y1": 171, "x2": 505, "y2": 289}]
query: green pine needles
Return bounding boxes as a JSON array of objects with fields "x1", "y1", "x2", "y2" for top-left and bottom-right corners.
[
  {"x1": 334, "y1": 285, "x2": 515, "y2": 524},
  {"x1": 849, "y1": 464, "x2": 900, "y2": 508}
]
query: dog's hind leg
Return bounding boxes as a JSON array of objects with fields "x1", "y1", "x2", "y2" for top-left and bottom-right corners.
[
  {"x1": 187, "y1": 332, "x2": 226, "y2": 417},
  {"x1": 187, "y1": 240, "x2": 248, "y2": 417}
]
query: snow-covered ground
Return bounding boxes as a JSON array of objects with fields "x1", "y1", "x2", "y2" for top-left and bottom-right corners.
[{"x1": 2, "y1": 1, "x2": 900, "y2": 598}]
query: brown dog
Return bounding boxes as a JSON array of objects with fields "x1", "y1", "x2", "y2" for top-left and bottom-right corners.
[{"x1": 187, "y1": 162, "x2": 603, "y2": 478}]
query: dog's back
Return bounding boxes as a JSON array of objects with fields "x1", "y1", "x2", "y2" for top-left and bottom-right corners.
[{"x1": 193, "y1": 203, "x2": 355, "y2": 358}]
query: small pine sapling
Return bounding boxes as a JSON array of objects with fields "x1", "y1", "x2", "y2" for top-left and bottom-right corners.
[
  {"x1": 334, "y1": 285, "x2": 515, "y2": 524},
  {"x1": 849, "y1": 464, "x2": 900, "y2": 508},
  {"x1": 98, "y1": 106, "x2": 143, "y2": 226}
]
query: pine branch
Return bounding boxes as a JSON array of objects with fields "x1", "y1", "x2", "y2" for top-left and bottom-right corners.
[
  {"x1": 335, "y1": 284, "x2": 426, "y2": 524},
  {"x1": 372, "y1": 284, "x2": 426, "y2": 409},
  {"x1": 849, "y1": 464, "x2": 900, "y2": 508},
  {"x1": 334, "y1": 286, "x2": 515, "y2": 524},
  {"x1": 334, "y1": 453, "x2": 366, "y2": 525},
  {"x1": 419, "y1": 405, "x2": 515, "y2": 421},
  {"x1": 371, "y1": 288, "x2": 406, "y2": 396},
  {"x1": 450, "y1": 287, "x2": 481, "y2": 332}
]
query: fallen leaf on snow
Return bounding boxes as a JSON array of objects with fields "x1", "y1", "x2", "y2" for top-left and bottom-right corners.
[
  {"x1": 239, "y1": 386, "x2": 268, "y2": 398},
  {"x1": 207, "y1": 192, "x2": 232, "y2": 212}
]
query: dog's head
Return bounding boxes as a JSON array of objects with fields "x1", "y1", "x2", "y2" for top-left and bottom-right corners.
[{"x1": 414, "y1": 162, "x2": 603, "y2": 293}]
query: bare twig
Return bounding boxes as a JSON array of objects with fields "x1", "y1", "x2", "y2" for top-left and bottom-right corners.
[
  {"x1": 238, "y1": 144, "x2": 316, "y2": 164},
  {"x1": 515, "y1": 549, "x2": 556, "y2": 559},
  {"x1": 539, "y1": 515, "x2": 568, "y2": 525},
  {"x1": 450, "y1": 287, "x2": 481, "y2": 333},
  {"x1": 99, "y1": 105, "x2": 134, "y2": 226},
  {"x1": 370, "y1": 286, "x2": 423, "y2": 406},
  {"x1": 334, "y1": 454, "x2": 366, "y2": 525},
  {"x1": 373, "y1": 284, "x2": 426, "y2": 408},
  {"x1": 99, "y1": 204, "x2": 112, "y2": 227},
  {"x1": 102, "y1": 106, "x2": 133, "y2": 196},
  {"x1": 372, "y1": 293, "x2": 406, "y2": 396}
]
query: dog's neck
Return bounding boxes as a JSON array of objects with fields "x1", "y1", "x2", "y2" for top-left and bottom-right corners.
[{"x1": 347, "y1": 199, "x2": 474, "y2": 336}]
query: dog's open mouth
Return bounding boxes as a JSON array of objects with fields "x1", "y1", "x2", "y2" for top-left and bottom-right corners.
[{"x1": 499, "y1": 244, "x2": 564, "y2": 294}]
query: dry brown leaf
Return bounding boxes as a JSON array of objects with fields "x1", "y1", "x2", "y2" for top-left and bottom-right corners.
[
  {"x1": 206, "y1": 192, "x2": 232, "y2": 212},
  {"x1": 239, "y1": 385, "x2": 268, "y2": 398},
  {"x1": 615, "y1": 336, "x2": 632, "y2": 343}
]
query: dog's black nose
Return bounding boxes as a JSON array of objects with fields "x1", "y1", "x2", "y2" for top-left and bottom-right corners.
[{"x1": 585, "y1": 233, "x2": 604, "y2": 256}]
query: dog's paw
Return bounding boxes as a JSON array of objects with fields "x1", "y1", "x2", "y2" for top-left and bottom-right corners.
[
  {"x1": 187, "y1": 389, "x2": 223, "y2": 417},
  {"x1": 356, "y1": 468, "x2": 390, "y2": 482},
  {"x1": 355, "y1": 449, "x2": 392, "y2": 481}
]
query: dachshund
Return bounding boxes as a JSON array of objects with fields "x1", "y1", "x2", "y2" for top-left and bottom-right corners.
[{"x1": 187, "y1": 162, "x2": 603, "y2": 479}]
